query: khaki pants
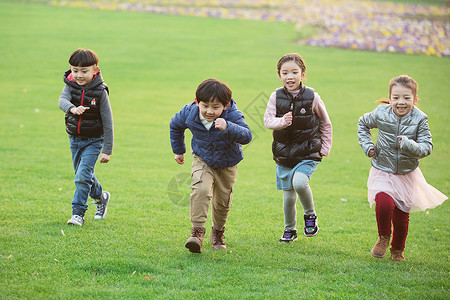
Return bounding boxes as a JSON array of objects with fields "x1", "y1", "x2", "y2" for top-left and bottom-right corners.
[{"x1": 190, "y1": 155, "x2": 238, "y2": 229}]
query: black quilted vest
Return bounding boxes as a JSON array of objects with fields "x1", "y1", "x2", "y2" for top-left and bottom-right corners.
[
  {"x1": 272, "y1": 85, "x2": 322, "y2": 168},
  {"x1": 63, "y1": 69, "x2": 109, "y2": 138}
]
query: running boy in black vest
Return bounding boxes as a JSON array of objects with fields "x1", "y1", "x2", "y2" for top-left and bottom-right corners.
[{"x1": 58, "y1": 49, "x2": 114, "y2": 226}]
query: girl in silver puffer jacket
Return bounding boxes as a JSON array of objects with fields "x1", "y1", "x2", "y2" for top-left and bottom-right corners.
[{"x1": 358, "y1": 75, "x2": 447, "y2": 261}]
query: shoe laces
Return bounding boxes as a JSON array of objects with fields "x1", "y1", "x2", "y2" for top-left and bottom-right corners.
[
  {"x1": 282, "y1": 231, "x2": 294, "y2": 239},
  {"x1": 93, "y1": 200, "x2": 106, "y2": 215},
  {"x1": 191, "y1": 227, "x2": 205, "y2": 237},
  {"x1": 213, "y1": 228, "x2": 225, "y2": 244},
  {"x1": 379, "y1": 235, "x2": 390, "y2": 242},
  {"x1": 305, "y1": 217, "x2": 316, "y2": 228},
  {"x1": 70, "y1": 215, "x2": 84, "y2": 224},
  {"x1": 391, "y1": 249, "x2": 404, "y2": 259},
  {"x1": 393, "y1": 253, "x2": 404, "y2": 259}
]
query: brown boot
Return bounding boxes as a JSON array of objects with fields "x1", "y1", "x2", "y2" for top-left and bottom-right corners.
[
  {"x1": 210, "y1": 226, "x2": 226, "y2": 250},
  {"x1": 370, "y1": 235, "x2": 390, "y2": 258},
  {"x1": 185, "y1": 227, "x2": 205, "y2": 253},
  {"x1": 390, "y1": 248, "x2": 406, "y2": 261}
]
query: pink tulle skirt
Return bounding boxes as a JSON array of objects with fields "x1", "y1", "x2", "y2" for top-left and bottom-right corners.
[{"x1": 367, "y1": 167, "x2": 447, "y2": 213}]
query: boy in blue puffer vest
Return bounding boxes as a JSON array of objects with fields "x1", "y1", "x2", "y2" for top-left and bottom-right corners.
[
  {"x1": 59, "y1": 49, "x2": 114, "y2": 226},
  {"x1": 170, "y1": 78, "x2": 252, "y2": 253}
]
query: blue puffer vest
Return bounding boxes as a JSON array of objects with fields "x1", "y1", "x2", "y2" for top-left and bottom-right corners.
[
  {"x1": 272, "y1": 85, "x2": 322, "y2": 168},
  {"x1": 63, "y1": 69, "x2": 109, "y2": 138}
]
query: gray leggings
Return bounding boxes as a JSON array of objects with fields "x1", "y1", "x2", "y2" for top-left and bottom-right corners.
[{"x1": 283, "y1": 172, "x2": 315, "y2": 231}]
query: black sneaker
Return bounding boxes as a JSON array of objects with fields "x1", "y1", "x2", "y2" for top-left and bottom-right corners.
[
  {"x1": 93, "y1": 191, "x2": 110, "y2": 220},
  {"x1": 304, "y1": 214, "x2": 319, "y2": 237},
  {"x1": 279, "y1": 230, "x2": 298, "y2": 243}
]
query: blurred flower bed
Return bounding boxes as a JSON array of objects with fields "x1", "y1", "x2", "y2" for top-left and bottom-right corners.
[{"x1": 50, "y1": 0, "x2": 450, "y2": 57}]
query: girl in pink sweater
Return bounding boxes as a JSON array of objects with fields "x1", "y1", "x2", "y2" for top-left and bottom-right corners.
[{"x1": 264, "y1": 53, "x2": 332, "y2": 242}]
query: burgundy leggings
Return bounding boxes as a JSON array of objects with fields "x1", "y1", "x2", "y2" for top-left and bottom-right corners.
[{"x1": 375, "y1": 192, "x2": 410, "y2": 250}]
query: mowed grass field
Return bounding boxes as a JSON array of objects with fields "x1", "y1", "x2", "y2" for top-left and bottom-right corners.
[{"x1": 0, "y1": 1, "x2": 449, "y2": 299}]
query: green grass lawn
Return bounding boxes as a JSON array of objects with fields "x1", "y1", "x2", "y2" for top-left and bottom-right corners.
[{"x1": 0, "y1": 2, "x2": 449, "y2": 299}]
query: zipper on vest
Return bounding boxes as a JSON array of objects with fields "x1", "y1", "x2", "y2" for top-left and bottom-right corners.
[
  {"x1": 287, "y1": 98, "x2": 295, "y2": 163},
  {"x1": 77, "y1": 89, "x2": 85, "y2": 135},
  {"x1": 395, "y1": 118, "x2": 401, "y2": 173}
]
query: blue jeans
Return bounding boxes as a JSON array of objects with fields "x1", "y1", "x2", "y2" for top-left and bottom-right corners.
[{"x1": 69, "y1": 135, "x2": 104, "y2": 216}]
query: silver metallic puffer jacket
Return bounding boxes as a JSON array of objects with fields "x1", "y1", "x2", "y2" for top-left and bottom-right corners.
[{"x1": 358, "y1": 105, "x2": 432, "y2": 174}]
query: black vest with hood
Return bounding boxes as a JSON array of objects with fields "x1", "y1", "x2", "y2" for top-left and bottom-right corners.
[
  {"x1": 272, "y1": 84, "x2": 322, "y2": 168},
  {"x1": 63, "y1": 69, "x2": 109, "y2": 138}
]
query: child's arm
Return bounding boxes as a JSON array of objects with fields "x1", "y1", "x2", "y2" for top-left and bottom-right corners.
[
  {"x1": 218, "y1": 111, "x2": 252, "y2": 145},
  {"x1": 312, "y1": 93, "x2": 332, "y2": 157},
  {"x1": 357, "y1": 108, "x2": 378, "y2": 157},
  {"x1": 398, "y1": 117, "x2": 433, "y2": 159},
  {"x1": 99, "y1": 90, "x2": 113, "y2": 162},
  {"x1": 170, "y1": 105, "x2": 189, "y2": 160},
  {"x1": 59, "y1": 85, "x2": 75, "y2": 113},
  {"x1": 59, "y1": 85, "x2": 89, "y2": 115},
  {"x1": 214, "y1": 118, "x2": 227, "y2": 131},
  {"x1": 174, "y1": 154, "x2": 185, "y2": 164},
  {"x1": 264, "y1": 92, "x2": 292, "y2": 130}
]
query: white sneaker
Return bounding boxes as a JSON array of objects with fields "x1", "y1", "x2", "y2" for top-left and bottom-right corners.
[
  {"x1": 93, "y1": 191, "x2": 110, "y2": 220},
  {"x1": 67, "y1": 215, "x2": 85, "y2": 226}
]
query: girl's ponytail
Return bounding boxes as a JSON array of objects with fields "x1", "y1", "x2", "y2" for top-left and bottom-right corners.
[{"x1": 376, "y1": 98, "x2": 390, "y2": 104}]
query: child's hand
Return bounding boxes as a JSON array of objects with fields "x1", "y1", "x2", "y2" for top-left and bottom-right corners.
[
  {"x1": 368, "y1": 148, "x2": 375, "y2": 157},
  {"x1": 70, "y1": 106, "x2": 90, "y2": 115},
  {"x1": 283, "y1": 112, "x2": 293, "y2": 126},
  {"x1": 397, "y1": 136, "x2": 402, "y2": 147},
  {"x1": 214, "y1": 118, "x2": 227, "y2": 131},
  {"x1": 174, "y1": 154, "x2": 185, "y2": 164},
  {"x1": 99, "y1": 153, "x2": 110, "y2": 164}
]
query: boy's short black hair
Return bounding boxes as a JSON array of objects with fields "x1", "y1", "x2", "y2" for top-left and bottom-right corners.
[
  {"x1": 196, "y1": 78, "x2": 232, "y2": 107},
  {"x1": 69, "y1": 49, "x2": 99, "y2": 67}
]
